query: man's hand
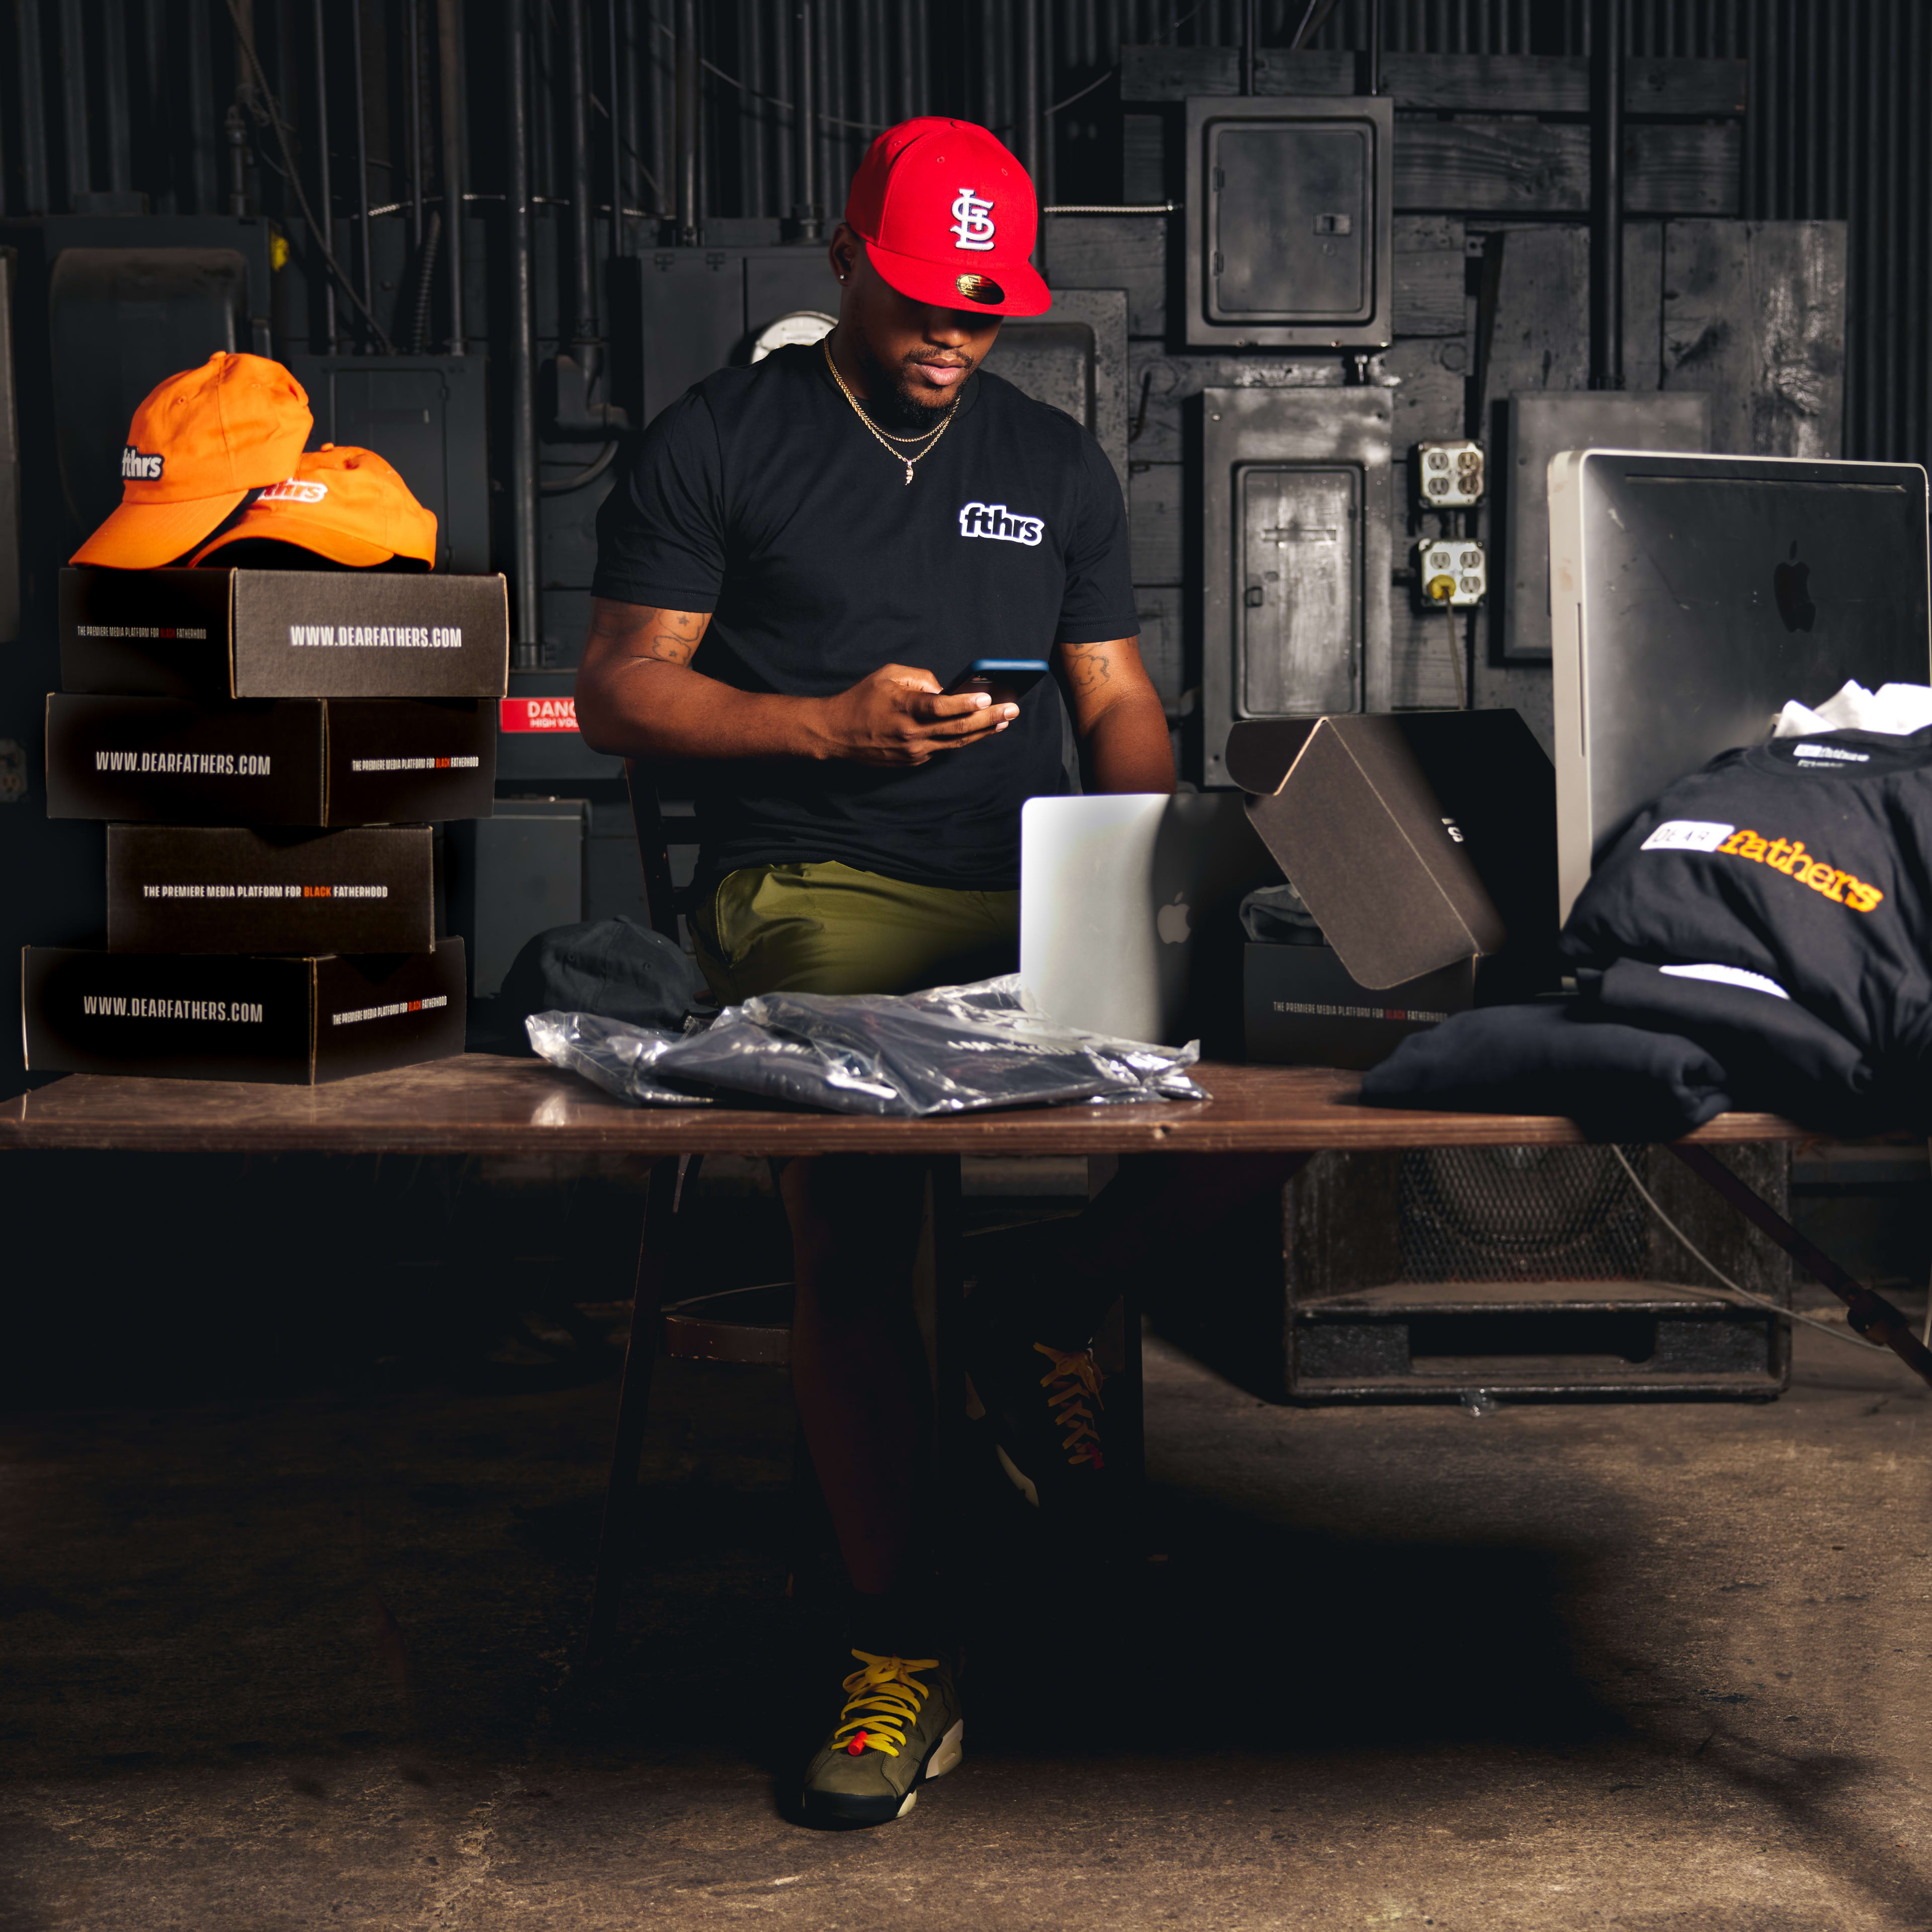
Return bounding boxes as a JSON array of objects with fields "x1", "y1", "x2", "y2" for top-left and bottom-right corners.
[{"x1": 811, "y1": 664, "x2": 1017, "y2": 766}]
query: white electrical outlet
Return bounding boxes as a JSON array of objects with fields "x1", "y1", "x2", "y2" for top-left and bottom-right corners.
[
  {"x1": 1416, "y1": 438, "x2": 1485, "y2": 507},
  {"x1": 1416, "y1": 536, "x2": 1487, "y2": 607}
]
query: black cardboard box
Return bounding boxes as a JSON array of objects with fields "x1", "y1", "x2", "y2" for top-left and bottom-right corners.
[
  {"x1": 106, "y1": 825, "x2": 435, "y2": 954},
  {"x1": 46, "y1": 693, "x2": 496, "y2": 824},
  {"x1": 22, "y1": 941, "x2": 465, "y2": 1084},
  {"x1": 1243, "y1": 944, "x2": 1475, "y2": 1070},
  {"x1": 60, "y1": 568, "x2": 509, "y2": 699},
  {"x1": 1227, "y1": 711, "x2": 1555, "y2": 1067}
]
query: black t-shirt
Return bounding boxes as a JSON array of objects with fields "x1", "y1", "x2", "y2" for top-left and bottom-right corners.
[
  {"x1": 1560, "y1": 729, "x2": 1932, "y2": 1068},
  {"x1": 592, "y1": 343, "x2": 1138, "y2": 891}
]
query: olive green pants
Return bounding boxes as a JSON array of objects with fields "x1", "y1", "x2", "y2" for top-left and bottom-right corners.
[{"x1": 691, "y1": 860, "x2": 1020, "y2": 1006}]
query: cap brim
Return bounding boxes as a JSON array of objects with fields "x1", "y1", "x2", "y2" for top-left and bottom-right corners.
[
  {"x1": 862, "y1": 238, "x2": 1052, "y2": 317},
  {"x1": 71, "y1": 490, "x2": 251, "y2": 569},
  {"x1": 188, "y1": 519, "x2": 395, "y2": 569}
]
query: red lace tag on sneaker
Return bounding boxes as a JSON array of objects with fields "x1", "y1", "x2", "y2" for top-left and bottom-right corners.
[{"x1": 846, "y1": 1729, "x2": 868, "y2": 1756}]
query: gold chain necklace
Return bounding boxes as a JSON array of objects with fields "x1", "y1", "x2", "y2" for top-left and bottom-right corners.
[{"x1": 823, "y1": 336, "x2": 959, "y2": 486}]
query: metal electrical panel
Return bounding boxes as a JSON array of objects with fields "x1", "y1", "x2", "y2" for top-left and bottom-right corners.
[
  {"x1": 449, "y1": 797, "x2": 590, "y2": 997},
  {"x1": 632, "y1": 245, "x2": 839, "y2": 425},
  {"x1": 1501, "y1": 391, "x2": 1711, "y2": 663},
  {"x1": 292, "y1": 356, "x2": 493, "y2": 576},
  {"x1": 980, "y1": 287, "x2": 1130, "y2": 491},
  {"x1": 1202, "y1": 387, "x2": 1393, "y2": 787},
  {"x1": 1185, "y1": 96, "x2": 1394, "y2": 351}
]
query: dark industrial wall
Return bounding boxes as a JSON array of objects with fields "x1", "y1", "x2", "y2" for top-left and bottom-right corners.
[{"x1": 0, "y1": 4, "x2": 1920, "y2": 467}]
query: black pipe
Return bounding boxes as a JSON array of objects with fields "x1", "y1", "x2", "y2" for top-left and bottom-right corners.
[
  {"x1": 1242, "y1": 0, "x2": 1258, "y2": 93},
  {"x1": 101, "y1": 3, "x2": 133, "y2": 193},
  {"x1": 17, "y1": 0, "x2": 50, "y2": 215},
  {"x1": 1589, "y1": 0, "x2": 1625, "y2": 390},
  {"x1": 607, "y1": 0, "x2": 624, "y2": 259},
  {"x1": 1365, "y1": 0, "x2": 1382, "y2": 96},
  {"x1": 437, "y1": 0, "x2": 466, "y2": 354},
  {"x1": 793, "y1": 0, "x2": 821, "y2": 242},
  {"x1": 675, "y1": 0, "x2": 701, "y2": 246},
  {"x1": 1019, "y1": 0, "x2": 1041, "y2": 186},
  {"x1": 407, "y1": 0, "x2": 425, "y2": 247},
  {"x1": 505, "y1": 0, "x2": 540, "y2": 664},
  {"x1": 564, "y1": 0, "x2": 598, "y2": 357},
  {"x1": 57, "y1": 0, "x2": 89, "y2": 209},
  {"x1": 313, "y1": 1, "x2": 337, "y2": 354},
  {"x1": 349, "y1": 0, "x2": 374, "y2": 323}
]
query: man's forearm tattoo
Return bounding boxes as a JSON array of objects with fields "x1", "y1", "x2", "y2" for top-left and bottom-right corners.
[{"x1": 1062, "y1": 638, "x2": 1115, "y2": 696}]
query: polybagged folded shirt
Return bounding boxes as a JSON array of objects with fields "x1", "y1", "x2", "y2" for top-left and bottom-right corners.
[{"x1": 526, "y1": 974, "x2": 1205, "y2": 1116}]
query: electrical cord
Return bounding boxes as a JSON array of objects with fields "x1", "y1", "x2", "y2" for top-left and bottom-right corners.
[
  {"x1": 539, "y1": 441, "x2": 621, "y2": 495},
  {"x1": 222, "y1": 0, "x2": 398, "y2": 355},
  {"x1": 1608, "y1": 1146, "x2": 1888, "y2": 1354}
]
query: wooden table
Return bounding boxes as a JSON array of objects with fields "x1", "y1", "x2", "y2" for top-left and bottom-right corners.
[
  {"x1": 0, "y1": 1053, "x2": 1809, "y2": 1156},
  {"x1": 8, "y1": 1055, "x2": 1897, "y2": 1663}
]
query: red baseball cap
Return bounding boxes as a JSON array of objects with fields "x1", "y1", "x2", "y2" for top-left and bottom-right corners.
[{"x1": 844, "y1": 117, "x2": 1051, "y2": 318}]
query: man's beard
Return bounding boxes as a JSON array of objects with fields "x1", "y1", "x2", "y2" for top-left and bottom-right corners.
[{"x1": 855, "y1": 342, "x2": 968, "y2": 431}]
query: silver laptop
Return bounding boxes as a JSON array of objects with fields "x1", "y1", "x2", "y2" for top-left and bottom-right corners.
[
  {"x1": 1020, "y1": 793, "x2": 1282, "y2": 1051},
  {"x1": 1548, "y1": 448, "x2": 1931, "y2": 919}
]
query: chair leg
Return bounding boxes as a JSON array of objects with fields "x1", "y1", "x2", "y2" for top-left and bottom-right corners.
[
  {"x1": 928, "y1": 1153, "x2": 968, "y2": 1506},
  {"x1": 582, "y1": 1156, "x2": 681, "y2": 1668}
]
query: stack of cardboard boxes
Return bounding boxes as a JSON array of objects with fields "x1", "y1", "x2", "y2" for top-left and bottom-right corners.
[{"x1": 23, "y1": 564, "x2": 507, "y2": 1083}]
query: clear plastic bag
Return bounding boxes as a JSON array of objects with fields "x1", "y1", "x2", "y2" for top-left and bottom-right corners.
[{"x1": 525, "y1": 975, "x2": 1204, "y2": 1116}]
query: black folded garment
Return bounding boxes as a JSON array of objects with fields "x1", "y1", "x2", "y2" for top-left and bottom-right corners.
[
  {"x1": 471, "y1": 915, "x2": 709, "y2": 1054},
  {"x1": 1358, "y1": 998, "x2": 1733, "y2": 1141},
  {"x1": 1578, "y1": 958, "x2": 1896, "y2": 1135}
]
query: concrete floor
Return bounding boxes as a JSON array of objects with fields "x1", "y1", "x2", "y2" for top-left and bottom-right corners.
[{"x1": 5, "y1": 1307, "x2": 1932, "y2": 1929}]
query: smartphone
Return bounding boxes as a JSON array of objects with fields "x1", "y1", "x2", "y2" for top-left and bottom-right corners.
[{"x1": 940, "y1": 658, "x2": 1052, "y2": 708}]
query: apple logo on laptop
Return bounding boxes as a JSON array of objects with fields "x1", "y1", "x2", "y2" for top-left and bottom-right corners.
[
  {"x1": 1774, "y1": 540, "x2": 1816, "y2": 633},
  {"x1": 1156, "y1": 893, "x2": 1192, "y2": 945}
]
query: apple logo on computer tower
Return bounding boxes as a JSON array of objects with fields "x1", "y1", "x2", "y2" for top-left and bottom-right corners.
[
  {"x1": 1774, "y1": 540, "x2": 1817, "y2": 633},
  {"x1": 1156, "y1": 893, "x2": 1192, "y2": 945}
]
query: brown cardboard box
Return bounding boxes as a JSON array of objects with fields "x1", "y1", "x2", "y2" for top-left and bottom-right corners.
[
  {"x1": 1243, "y1": 944, "x2": 1475, "y2": 1071},
  {"x1": 1227, "y1": 710, "x2": 1556, "y2": 1065},
  {"x1": 21, "y1": 941, "x2": 465, "y2": 1084},
  {"x1": 46, "y1": 693, "x2": 495, "y2": 824},
  {"x1": 106, "y1": 825, "x2": 435, "y2": 954},
  {"x1": 59, "y1": 567, "x2": 509, "y2": 699}
]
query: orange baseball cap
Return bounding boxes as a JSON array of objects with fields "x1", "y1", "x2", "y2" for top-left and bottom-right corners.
[
  {"x1": 71, "y1": 352, "x2": 314, "y2": 569},
  {"x1": 188, "y1": 444, "x2": 439, "y2": 569}
]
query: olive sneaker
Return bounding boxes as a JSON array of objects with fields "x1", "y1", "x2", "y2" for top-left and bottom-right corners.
[
  {"x1": 800, "y1": 1649, "x2": 963, "y2": 1826},
  {"x1": 967, "y1": 1336, "x2": 1110, "y2": 1512}
]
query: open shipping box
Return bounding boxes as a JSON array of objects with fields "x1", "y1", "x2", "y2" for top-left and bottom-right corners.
[{"x1": 1229, "y1": 710, "x2": 1556, "y2": 1069}]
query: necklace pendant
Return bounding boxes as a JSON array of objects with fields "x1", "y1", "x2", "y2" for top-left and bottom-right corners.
[{"x1": 904, "y1": 461, "x2": 914, "y2": 486}]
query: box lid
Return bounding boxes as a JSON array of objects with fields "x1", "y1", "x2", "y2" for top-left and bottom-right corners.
[{"x1": 1229, "y1": 712, "x2": 1551, "y2": 991}]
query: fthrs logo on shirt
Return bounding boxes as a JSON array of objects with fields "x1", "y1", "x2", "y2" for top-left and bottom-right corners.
[
  {"x1": 958, "y1": 501, "x2": 1044, "y2": 547},
  {"x1": 1641, "y1": 818, "x2": 1886, "y2": 914}
]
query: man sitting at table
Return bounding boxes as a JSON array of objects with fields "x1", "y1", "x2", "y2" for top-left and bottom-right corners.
[{"x1": 577, "y1": 118, "x2": 1174, "y2": 1826}]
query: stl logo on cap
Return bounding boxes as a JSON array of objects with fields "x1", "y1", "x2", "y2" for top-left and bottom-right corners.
[
  {"x1": 844, "y1": 117, "x2": 1051, "y2": 317},
  {"x1": 949, "y1": 188, "x2": 996, "y2": 252},
  {"x1": 72, "y1": 352, "x2": 313, "y2": 570}
]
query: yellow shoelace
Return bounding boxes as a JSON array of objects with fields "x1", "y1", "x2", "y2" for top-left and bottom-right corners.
[
  {"x1": 835, "y1": 1651, "x2": 938, "y2": 1758},
  {"x1": 1033, "y1": 1343, "x2": 1105, "y2": 1469}
]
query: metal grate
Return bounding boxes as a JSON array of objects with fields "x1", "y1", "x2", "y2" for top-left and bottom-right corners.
[{"x1": 1398, "y1": 1145, "x2": 1650, "y2": 1283}]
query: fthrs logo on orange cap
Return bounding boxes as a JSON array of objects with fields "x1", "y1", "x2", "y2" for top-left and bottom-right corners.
[{"x1": 72, "y1": 352, "x2": 313, "y2": 571}]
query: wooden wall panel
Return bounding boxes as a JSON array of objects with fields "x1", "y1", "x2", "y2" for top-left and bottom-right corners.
[
  {"x1": 1396, "y1": 122, "x2": 1738, "y2": 217},
  {"x1": 1661, "y1": 220, "x2": 1848, "y2": 458}
]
